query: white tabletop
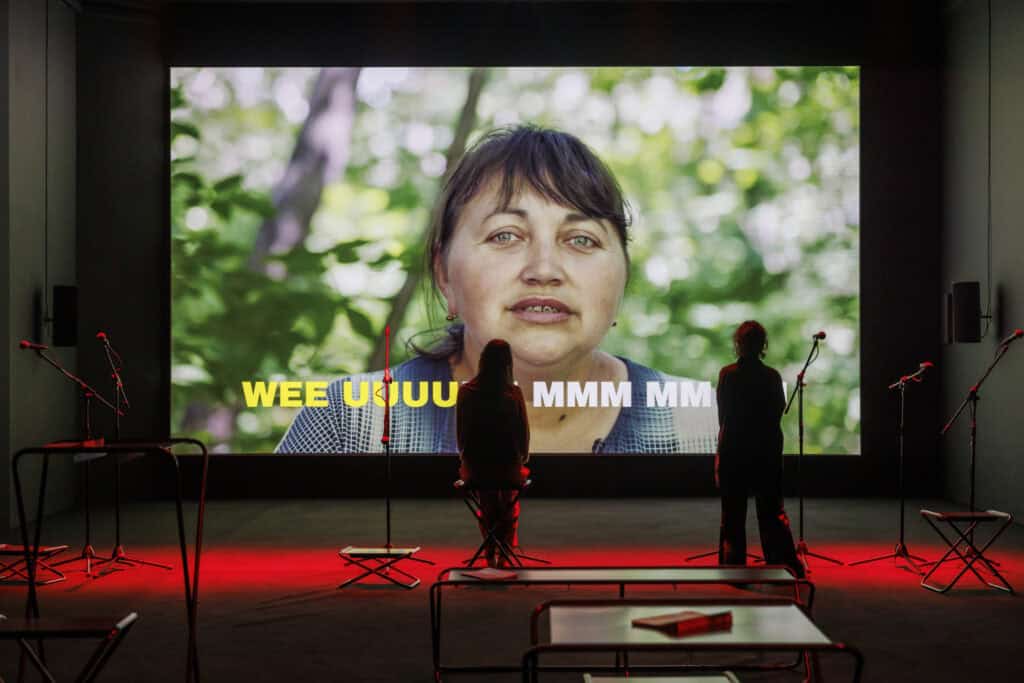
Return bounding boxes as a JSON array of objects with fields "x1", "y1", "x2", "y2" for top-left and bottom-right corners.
[{"x1": 548, "y1": 602, "x2": 830, "y2": 647}]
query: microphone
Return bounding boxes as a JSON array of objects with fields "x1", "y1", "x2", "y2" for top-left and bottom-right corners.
[
  {"x1": 812, "y1": 331, "x2": 826, "y2": 341},
  {"x1": 19, "y1": 340, "x2": 48, "y2": 351},
  {"x1": 96, "y1": 330, "x2": 130, "y2": 410},
  {"x1": 888, "y1": 360, "x2": 934, "y2": 390},
  {"x1": 999, "y1": 328, "x2": 1023, "y2": 346},
  {"x1": 97, "y1": 330, "x2": 125, "y2": 365}
]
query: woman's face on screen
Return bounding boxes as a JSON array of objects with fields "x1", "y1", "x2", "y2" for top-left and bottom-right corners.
[{"x1": 437, "y1": 180, "x2": 628, "y2": 371}]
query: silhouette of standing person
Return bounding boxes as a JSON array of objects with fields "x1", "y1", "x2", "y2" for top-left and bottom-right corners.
[
  {"x1": 716, "y1": 321, "x2": 804, "y2": 578},
  {"x1": 456, "y1": 339, "x2": 531, "y2": 567}
]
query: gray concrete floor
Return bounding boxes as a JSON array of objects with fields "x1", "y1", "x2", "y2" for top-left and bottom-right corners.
[{"x1": 2, "y1": 497, "x2": 1022, "y2": 682}]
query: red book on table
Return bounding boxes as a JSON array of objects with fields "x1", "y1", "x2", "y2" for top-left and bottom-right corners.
[{"x1": 631, "y1": 609, "x2": 733, "y2": 637}]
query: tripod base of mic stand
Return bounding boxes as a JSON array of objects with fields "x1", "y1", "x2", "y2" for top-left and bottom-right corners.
[
  {"x1": 338, "y1": 546, "x2": 435, "y2": 590},
  {"x1": 95, "y1": 545, "x2": 174, "y2": 577},
  {"x1": 795, "y1": 540, "x2": 844, "y2": 571},
  {"x1": 51, "y1": 544, "x2": 104, "y2": 577},
  {"x1": 684, "y1": 548, "x2": 764, "y2": 563},
  {"x1": 849, "y1": 542, "x2": 928, "y2": 574}
]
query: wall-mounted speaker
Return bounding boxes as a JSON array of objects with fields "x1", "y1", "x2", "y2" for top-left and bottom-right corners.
[
  {"x1": 52, "y1": 285, "x2": 78, "y2": 347},
  {"x1": 951, "y1": 280, "x2": 981, "y2": 343},
  {"x1": 945, "y1": 292, "x2": 953, "y2": 344}
]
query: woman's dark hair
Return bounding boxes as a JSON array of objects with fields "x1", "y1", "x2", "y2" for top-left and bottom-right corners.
[
  {"x1": 411, "y1": 125, "x2": 632, "y2": 359},
  {"x1": 472, "y1": 339, "x2": 515, "y2": 392},
  {"x1": 733, "y1": 320, "x2": 768, "y2": 360}
]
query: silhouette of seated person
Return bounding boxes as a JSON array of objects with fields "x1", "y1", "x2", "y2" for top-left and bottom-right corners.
[
  {"x1": 456, "y1": 339, "x2": 531, "y2": 567},
  {"x1": 716, "y1": 320, "x2": 804, "y2": 579}
]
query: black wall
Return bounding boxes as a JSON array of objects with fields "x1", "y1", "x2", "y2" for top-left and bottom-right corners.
[
  {"x1": 942, "y1": 0, "x2": 1024, "y2": 519},
  {"x1": 72, "y1": 0, "x2": 945, "y2": 499},
  {"x1": 4, "y1": 0, "x2": 80, "y2": 532}
]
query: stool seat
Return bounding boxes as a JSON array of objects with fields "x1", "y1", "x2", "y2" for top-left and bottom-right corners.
[
  {"x1": 0, "y1": 544, "x2": 69, "y2": 557},
  {"x1": 0, "y1": 614, "x2": 137, "y2": 639},
  {"x1": 921, "y1": 509, "x2": 1010, "y2": 522},
  {"x1": 455, "y1": 478, "x2": 532, "y2": 491},
  {"x1": 339, "y1": 546, "x2": 421, "y2": 558}
]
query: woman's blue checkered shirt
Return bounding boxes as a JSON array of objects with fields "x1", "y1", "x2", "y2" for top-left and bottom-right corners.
[{"x1": 275, "y1": 355, "x2": 718, "y2": 454}]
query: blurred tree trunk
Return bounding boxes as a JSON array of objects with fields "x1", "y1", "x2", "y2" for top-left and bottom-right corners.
[
  {"x1": 182, "y1": 68, "x2": 362, "y2": 446},
  {"x1": 250, "y1": 67, "x2": 362, "y2": 271},
  {"x1": 367, "y1": 68, "x2": 489, "y2": 370}
]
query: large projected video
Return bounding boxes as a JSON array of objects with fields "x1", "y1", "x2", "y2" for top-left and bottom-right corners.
[{"x1": 171, "y1": 67, "x2": 860, "y2": 454}]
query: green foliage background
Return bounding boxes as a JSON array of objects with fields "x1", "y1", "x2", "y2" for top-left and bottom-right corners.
[{"x1": 170, "y1": 67, "x2": 860, "y2": 454}]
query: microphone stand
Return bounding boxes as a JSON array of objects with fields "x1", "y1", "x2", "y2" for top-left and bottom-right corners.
[
  {"x1": 25, "y1": 347, "x2": 120, "y2": 577},
  {"x1": 97, "y1": 335, "x2": 172, "y2": 575},
  {"x1": 383, "y1": 326, "x2": 394, "y2": 550},
  {"x1": 785, "y1": 336, "x2": 843, "y2": 571},
  {"x1": 850, "y1": 365, "x2": 931, "y2": 573},
  {"x1": 337, "y1": 326, "x2": 432, "y2": 590},
  {"x1": 940, "y1": 333, "x2": 1020, "y2": 551}
]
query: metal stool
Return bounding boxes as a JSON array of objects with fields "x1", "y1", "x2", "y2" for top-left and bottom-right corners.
[
  {"x1": 0, "y1": 544, "x2": 69, "y2": 586},
  {"x1": 456, "y1": 478, "x2": 548, "y2": 568},
  {"x1": 919, "y1": 509, "x2": 1013, "y2": 593},
  {"x1": 0, "y1": 612, "x2": 138, "y2": 681}
]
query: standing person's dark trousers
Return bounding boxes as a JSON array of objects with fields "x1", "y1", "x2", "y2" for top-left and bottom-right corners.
[
  {"x1": 718, "y1": 475, "x2": 802, "y2": 576},
  {"x1": 715, "y1": 357, "x2": 804, "y2": 579}
]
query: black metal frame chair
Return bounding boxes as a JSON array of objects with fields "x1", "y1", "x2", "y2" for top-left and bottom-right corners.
[
  {"x1": 13, "y1": 439, "x2": 210, "y2": 682},
  {"x1": 455, "y1": 478, "x2": 549, "y2": 568}
]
